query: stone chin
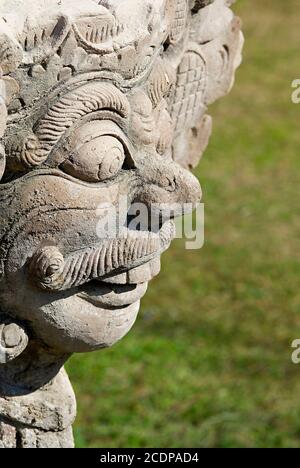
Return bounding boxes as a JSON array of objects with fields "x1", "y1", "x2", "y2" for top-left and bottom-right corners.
[
  {"x1": 1, "y1": 258, "x2": 161, "y2": 353},
  {"x1": 21, "y1": 291, "x2": 143, "y2": 354}
]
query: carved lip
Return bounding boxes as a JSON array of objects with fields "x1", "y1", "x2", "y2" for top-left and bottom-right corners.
[
  {"x1": 78, "y1": 281, "x2": 148, "y2": 309},
  {"x1": 77, "y1": 256, "x2": 160, "y2": 308}
]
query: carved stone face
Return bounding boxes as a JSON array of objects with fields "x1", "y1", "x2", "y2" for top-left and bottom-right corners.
[{"x1": 0, "y1": 0, "x2": 243, "y2": 354}]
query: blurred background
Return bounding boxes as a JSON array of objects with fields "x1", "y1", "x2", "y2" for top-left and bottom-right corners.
[{"x1": 67, "y1": 0, "x2": 300, "y2": 448}]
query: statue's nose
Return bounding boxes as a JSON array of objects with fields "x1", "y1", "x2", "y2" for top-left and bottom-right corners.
[{"x1": 134, "y1": 157, "x2": 202, "y2": 219}]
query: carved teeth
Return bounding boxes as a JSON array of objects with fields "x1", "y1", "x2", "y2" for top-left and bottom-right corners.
[
  {"x1": 74, "y1": 15, "x2": 122, "y2": 48},
  {"x1": 100, "y1": 258, "x2": 161, "y2": 286},
  {"x1": 79, "y1": 282, "x2": 148, "y2": 309},
  {"x1": 127, "y1": 262, "x2": 152, "y2": 284},
  {"x1": 102, "y1": 271, "x2": 127, "y2": 285},
  {"x1": 127, "y1": 258, "x2": 161, "y2": 284}
]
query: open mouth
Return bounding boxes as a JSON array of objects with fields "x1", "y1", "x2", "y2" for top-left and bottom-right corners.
[
  {"x1": 78, "y1": 257, "x2": 160, "y2": 308},
  {"x1": 30, "y1": 221, "x2": 175, "y2": 293},
  {"x1": 78, "y1": 282, "x2": 148, "y2": 309},
  {"x1": 73, "y1": 15, "x2": 124, "y2": 53}
]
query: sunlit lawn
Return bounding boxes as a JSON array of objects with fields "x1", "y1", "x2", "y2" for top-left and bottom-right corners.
[{"x1": 67, "y1": 0, "x2": 300, "y2": 448}]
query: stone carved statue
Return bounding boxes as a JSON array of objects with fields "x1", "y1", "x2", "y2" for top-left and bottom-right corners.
[{"x1": 0, "y1": 0, "x2": 243, "y2": 448}]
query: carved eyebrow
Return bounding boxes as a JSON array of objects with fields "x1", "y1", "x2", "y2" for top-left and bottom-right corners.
[{"x1": 31, "y1": 81, "x2": 130, "y2": 166}]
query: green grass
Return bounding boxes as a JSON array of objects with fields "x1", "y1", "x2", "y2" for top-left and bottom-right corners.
[{"x1": 66, "y1": 0, "x2": 300, "y2": 448}]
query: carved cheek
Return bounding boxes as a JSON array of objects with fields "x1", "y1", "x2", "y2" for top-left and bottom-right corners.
[{"x1": 62, "y1": 135, "x2": 125, "y2": 183}]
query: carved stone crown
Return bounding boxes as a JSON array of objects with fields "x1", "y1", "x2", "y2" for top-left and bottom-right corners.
[{"x1": 0, "y1": 0, "x2": 243, "y2": 182}]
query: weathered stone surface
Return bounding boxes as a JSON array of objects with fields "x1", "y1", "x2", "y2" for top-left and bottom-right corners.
[
  {"x1": 0, "y1": 369, "x2": 76, "y2": 431},
  {"x1": 0, "y1": 421, "x2": 17, "y2": 448},
  {"x1": 0, "y1": 0, "x2": 243, "y2": 448}
]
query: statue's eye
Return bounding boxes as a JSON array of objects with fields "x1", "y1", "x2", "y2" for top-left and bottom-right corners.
[{"x1": 62, "y1": 134, "x2": 126, "y2": 183}]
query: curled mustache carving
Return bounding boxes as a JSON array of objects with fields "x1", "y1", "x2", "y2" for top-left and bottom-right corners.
[{"x1": 29, "y1": 221, "x2": 175, "y2": 292}]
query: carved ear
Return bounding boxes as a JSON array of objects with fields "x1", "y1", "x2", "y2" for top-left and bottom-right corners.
[
  {"x1": 168, "y1": 0, "x2": 188, "y2": 44},
  {"x1": 0, "y1": 319, "x2": 29, "y2": 364}
]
